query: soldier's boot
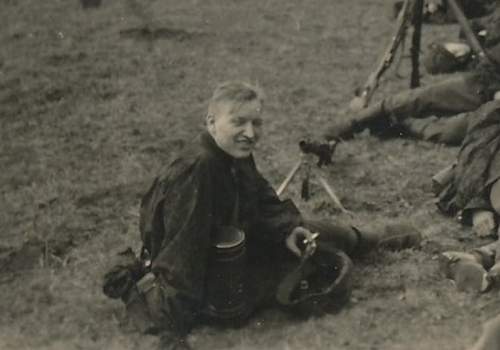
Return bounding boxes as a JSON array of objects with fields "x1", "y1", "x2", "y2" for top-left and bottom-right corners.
[
  {"x1": 438, "y1": 251, "x2": 490, "y2": 292},
  {"x1": 477, "y1": 240, "x2": 500, "y2": 287},
  {"x1": 473, "y1": 243, "x2": 497, "y2": 270},
  {"x1": 354, "y1": 222, "x2": 422, "y2": 254},
  {"x1": 486, "y1": 263, "x2": 500, "y2": 287},
  {"x1": 324, "y1": 101, "x2": 388, "y2": 141},
  {"x1": 401, "y1": 114, "x2": 468, "y2": 146}
]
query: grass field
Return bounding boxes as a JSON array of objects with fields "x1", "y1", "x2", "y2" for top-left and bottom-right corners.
[{"x1": 1, "y1": 0, "x2": 500, "y2": 349}]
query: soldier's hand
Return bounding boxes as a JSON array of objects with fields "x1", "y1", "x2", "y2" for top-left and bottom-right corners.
[
  {"x1": 286, "y1": 227, "x2": 318, "y2": 258},
  {"x1": 323, "y1": 116, "x2": 354, "y2": 141},
  {"x1": 472, "y1": 210, "x2": 496, "y2": 237}
]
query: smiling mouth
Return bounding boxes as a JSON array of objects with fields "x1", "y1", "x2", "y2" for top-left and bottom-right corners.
[{"x1": 237, "y1": 140, "x2": 254, "y2": 148}]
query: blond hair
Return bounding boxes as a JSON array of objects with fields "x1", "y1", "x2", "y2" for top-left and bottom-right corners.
[{"x1": 207, "y1": 81, "x2": 264, "y2": 117}]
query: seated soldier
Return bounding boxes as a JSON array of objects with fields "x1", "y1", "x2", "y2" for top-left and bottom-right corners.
[
  {"x1": 324, "y1": 40, "x2": 500, "y2": 146},
  {"x1": 103, "y1": 82, "x2": 422, "y2": 350},
  {"x1": 435, "y1": 99, "x2": 500, "y2": 238}
]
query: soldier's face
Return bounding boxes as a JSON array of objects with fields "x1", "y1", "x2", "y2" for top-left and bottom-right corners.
[
  {"x1": 424, "y1": 0, "x2": 443, "y2": 14},
  {"x1": 207, "y1": 100, "x2": 263, "y2": 159}
]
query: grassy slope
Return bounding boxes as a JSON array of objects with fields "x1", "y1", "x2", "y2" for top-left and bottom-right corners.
[{"x1": 1, "y1": 0, "x2": 499, "y2": 349}]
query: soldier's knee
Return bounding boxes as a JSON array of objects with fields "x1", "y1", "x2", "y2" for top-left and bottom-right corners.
[
  {"x1": 489, "y1": 180, "x2": 500, "y2": 216},
  {"x1": 424, "y1": 130, "x2": 464, "y2": 145},
  {"x1": 125, "y1": 273, "x2": 196, "y2": 335}
]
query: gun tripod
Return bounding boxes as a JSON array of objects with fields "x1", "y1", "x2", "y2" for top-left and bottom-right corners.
[{"x1": 276, "y1": 141, "x2": 353, "y2": 217}]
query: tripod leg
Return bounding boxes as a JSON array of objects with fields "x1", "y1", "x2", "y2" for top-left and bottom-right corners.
[
  {"x1": 317, "y1": 175, "x2": 354, "y2": 217},
  {"x1": 410, "y1": 0, "x2": 424, "y2": 88},
  {"x1": 277, "y1": 159, "x2": 302, "y2": 196}
]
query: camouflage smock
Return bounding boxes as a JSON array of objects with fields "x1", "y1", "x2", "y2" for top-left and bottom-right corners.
[
  {"x1": 438, "y1": 99, "x2": 500, "y2": 223},
  {"x1": 138, "y1": 131, "x2": 301, "y2": 304}
]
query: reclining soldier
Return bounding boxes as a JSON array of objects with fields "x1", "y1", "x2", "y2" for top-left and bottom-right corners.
[
  {"x1": 423, "y1": 2, "x2": 500, "y2": 76},
  {"x1": 392, "y1": 0, "x2": 497, "y2": 25},
  {"x1": 436, "y1": 100, "x2": 500, "y2": 290},
  {"x1": 432, "y1": 100, "x2": 500, "y2": 350},
  {"x1": 324, "y1": 36, "x2": 500, "y2": 146},
  {"x1": 435, "y1": 99, "x2": 500, "y2": 238},
  {"x1": 103, "y1": 81, "x2": 421, "y2": 349}
]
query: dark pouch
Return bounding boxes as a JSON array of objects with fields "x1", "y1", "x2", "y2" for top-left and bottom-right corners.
[
  {"x1": 124, "y1": 272, "x2": 165, "y2": 334},
  {"x1": 102, "y1": 247, "x2": 145, "y2": 299}
]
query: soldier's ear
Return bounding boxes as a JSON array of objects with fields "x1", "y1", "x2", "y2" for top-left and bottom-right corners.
[{"x1": 206, "y1": 114, "x2": 216, "y2": 133}]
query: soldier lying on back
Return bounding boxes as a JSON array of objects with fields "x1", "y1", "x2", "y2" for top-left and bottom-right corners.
[
  {"x1": 103, "y1": 81, "x2": 421, "y2": 350},
  {"x1": 324, "y1": 20, "x2": 500, "y2": 146}
]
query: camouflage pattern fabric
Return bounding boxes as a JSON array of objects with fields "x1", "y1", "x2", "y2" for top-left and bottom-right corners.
[{"x1": 437, "y1": 100, "x2": 500, "y2": 223}]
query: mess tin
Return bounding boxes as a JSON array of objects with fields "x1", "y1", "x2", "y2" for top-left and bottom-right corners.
[{"x1": 203, "y1": 226, "x2": 249, "y2": 321}]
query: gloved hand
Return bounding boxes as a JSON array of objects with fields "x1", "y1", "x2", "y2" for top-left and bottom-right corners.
[{"x1": 323, "y1": 116, "x2": 354, "y2": 141}]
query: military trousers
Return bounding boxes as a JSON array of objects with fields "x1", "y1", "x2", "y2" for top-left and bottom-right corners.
[{"x1": 351, "y1": 73, "x2": 490, "y2": 144}]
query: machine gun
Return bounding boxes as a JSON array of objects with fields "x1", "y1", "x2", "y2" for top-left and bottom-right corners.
[{"x1": 277, "y1": 140, "x2": 353, "y2": 217}]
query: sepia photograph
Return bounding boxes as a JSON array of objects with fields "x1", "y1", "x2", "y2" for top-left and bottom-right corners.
[{"x1": 1, "y1": 0, "x2": 500, "y2": 349}]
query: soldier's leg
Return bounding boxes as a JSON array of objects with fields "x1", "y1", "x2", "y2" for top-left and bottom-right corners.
[
  {"x1": 439, "y1": 240, "x2": 498, "y2": 292},
  {"x1": 384, "y1": 73, "x2": 484, "y2": 121},
  {"x1": 325, "y1": 73, "x2": 483, "y2": 140},
  {"x1": 400, "y1": 112, "x2": 469, "y2": 145},
  {"x1": 490, "y1": 179, "x2": 500, "y2": 220},
  {"x1": 473, "y1": 241, "x2": 498, "y2": 270},
  {"x1": 302, "y1": 219, "x2": 421, "y2": 256},
  {"x1": 124, "y1": 273, "x2": 197, "y2": 348},
  {"x1": 302, "y1": 219, "x2": 359, "y2": 254}
]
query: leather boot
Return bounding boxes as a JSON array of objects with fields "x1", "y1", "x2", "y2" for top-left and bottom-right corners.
[
  {"x1": 353, "y1": 222, "x2": 422, "y2": 254},
  {"x1": 439, "y1": 251, "x2": 490, "y2": 292},
  {"x1": 486, "y1": 262, "x2": 500, "y2": 287},
  {"x1": 376, "y1": 223, "x2": 422, "y2": 251},
  {"x1": 473, "y1": 244, "x2": 497, "y2": 270}
]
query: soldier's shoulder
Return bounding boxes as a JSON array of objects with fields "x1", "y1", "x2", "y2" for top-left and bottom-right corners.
[{"x1": 157, "y1": 140, "x2": 216, "y2": 182}]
